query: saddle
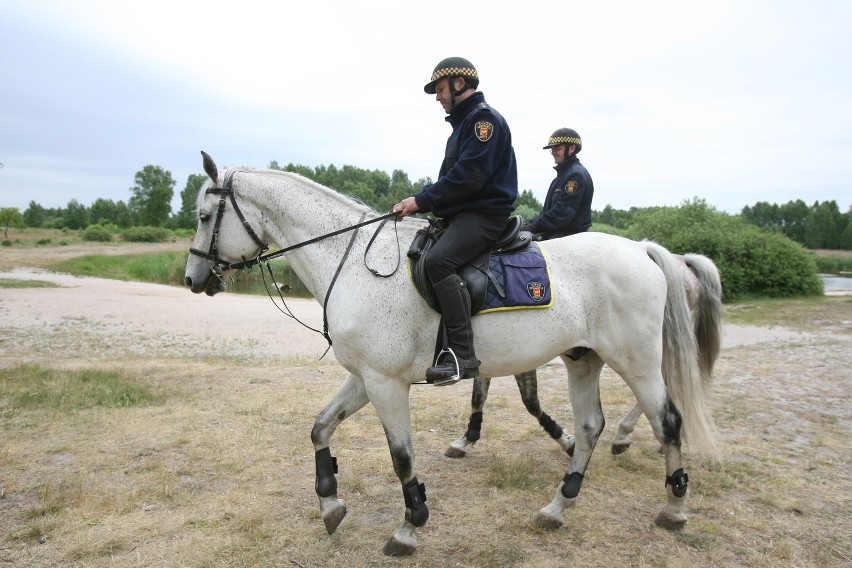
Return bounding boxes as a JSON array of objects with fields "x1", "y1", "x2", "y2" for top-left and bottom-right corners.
[{"x1": 407, "y1": 215, "x2": 534, "y2": 314}]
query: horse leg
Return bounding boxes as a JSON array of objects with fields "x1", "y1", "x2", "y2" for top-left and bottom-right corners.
[
  {"x1": 445, "y1": 376, "x2": 491, "y2": 458},
  {"x1": 515, "y1": 369, "x2": 575, "y2": 455},
  {"x1": 611, "y1": 403, "x2": 643, "y2": 454},
  {"x1": 358, "y1": 374, "x2": 425, "y2": 556},
  {"x1": 311, "y1": 373, "x2": 370, "y2": 536},
  {"x1": 630, "y1": 377, "x2": 690, "y2": 530},
  {"x1": 534, "y1": 353, "x2": 605, "y2": 529}
]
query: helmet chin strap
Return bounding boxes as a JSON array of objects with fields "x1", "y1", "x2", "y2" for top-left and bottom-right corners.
[{"x1": 448, "y1": 77, "x2": 471, "y2": 110}]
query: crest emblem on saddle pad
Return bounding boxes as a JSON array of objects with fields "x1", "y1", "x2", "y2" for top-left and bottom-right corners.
[
  {"x1": 527, "y1": 281, "x2": 546, "y2": 302},
  {"x1": 566, "y1": 181, "x2": 577, "y2": 194},
  {"x1": 475, "y1": 121, "x2": 493, "y2": 142}
]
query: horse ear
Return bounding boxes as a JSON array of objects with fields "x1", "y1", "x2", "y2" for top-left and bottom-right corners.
[{"x1": 201, "y1": 151, "x2": 218, "y2": 184}]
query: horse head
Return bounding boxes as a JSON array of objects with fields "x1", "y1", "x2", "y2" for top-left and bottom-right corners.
[{"x1": 184, "y1": 151, "x2": 269, "y2": 296}]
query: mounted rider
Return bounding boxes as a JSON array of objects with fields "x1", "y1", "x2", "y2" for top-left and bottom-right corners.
[
  {"x1": 393, "y1": 56, "x2": 518, "y2": 385},
  {"x1": 521, "y1": 128, "x2": 594, "y2": 239}
]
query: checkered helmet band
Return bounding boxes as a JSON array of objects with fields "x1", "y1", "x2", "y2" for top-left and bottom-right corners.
[
  {"x1": 430, "y1": 66, "x2": 478, "y2": 82},
  {"x1": 547, "y1": 135, "x2": 582, "y2": 146}
]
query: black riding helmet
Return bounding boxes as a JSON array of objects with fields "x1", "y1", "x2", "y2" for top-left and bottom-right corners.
[
  {"x1": 424, "y1": 57, "x2": 479, "y2": 108},
  {"x1": 543, "y1": 128, "x2": 582, "y2": 154}
]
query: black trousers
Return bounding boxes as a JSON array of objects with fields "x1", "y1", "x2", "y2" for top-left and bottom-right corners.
[{"x1": 424, "y1": 211, "x2": 509, "y2": 285}]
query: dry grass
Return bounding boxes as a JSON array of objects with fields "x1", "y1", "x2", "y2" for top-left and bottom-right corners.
[{"x1": 2, "y1": 338, "x2": 850, "y2": 567}]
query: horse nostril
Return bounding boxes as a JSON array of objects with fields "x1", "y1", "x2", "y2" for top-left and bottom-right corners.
[{"x1": 185, "y1": 276, "x2": 192, "y2": 287}]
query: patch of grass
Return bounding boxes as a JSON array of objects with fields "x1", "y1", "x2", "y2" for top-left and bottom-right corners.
[
  {"x1": 724, "y1": 295, "x2": 852, "y2": 332},
  {"x1": 49, "y1": 250, "x2": 312, "y2": 296},
  {"x1": 0, "y1": 363, "x2": 170, "y2": 411},
  {"x1": 487, "y1": 456, "x2": 542, "y2": 489},
  {"x1": 0, "y1": 278, "x2": 59, "y2": 288}
]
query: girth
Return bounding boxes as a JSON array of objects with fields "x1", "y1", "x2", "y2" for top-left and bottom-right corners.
[{"x1": 408, "y1": 215, "x2": 533, "y2": 314}]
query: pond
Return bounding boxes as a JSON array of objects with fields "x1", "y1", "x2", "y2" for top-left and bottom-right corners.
[{"x1": 820, "y1": 273, "x2": 852, "y2": 295}]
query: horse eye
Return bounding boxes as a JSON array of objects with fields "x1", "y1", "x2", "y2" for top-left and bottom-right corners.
[{"x1": 199, "y1": 213, "x2": 211, "y2": 223}]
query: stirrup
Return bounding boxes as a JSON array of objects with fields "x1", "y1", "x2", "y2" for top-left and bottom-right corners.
[{"x1": 430, "y1": 348, "x2": 462, "y2": 387}]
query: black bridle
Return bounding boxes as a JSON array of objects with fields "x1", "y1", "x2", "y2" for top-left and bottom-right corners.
[
  {"x1": 188, "y1": 169, "x2": 270, "y2": 274},
  {"x1": 188, "y1": 169, "x2": 400, "y2": 351}
]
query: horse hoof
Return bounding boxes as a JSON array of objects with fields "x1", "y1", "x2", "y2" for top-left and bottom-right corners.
[
  {"x1": 383, "y1": 535, "x2": 416, "y2": 556},
  {"x1": 557, "y1": 434, "x2": 575, "y2": 456},
  {"x1": 611, "y1": 441, "x2": 631, "y2": 455},
  {"x1": 532, "y1": 510, "x2": 563, "y2": 531},
  {"x1": 322, "y1": 501, "x2": 347, "y2": 535},
  {"x1": 444, "y1": 446, "x2": 467, "y2": 458},
  {"x1": 444, "y1": 437, "x2": 470, "y2": 459},
  {"x1": 654, "y1": 510, "x2": 687, "y2": 531}
]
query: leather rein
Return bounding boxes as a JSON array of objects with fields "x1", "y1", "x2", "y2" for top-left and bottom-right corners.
[{"x1": 188, "y1": 170, "x2": 400, "y2": 353}]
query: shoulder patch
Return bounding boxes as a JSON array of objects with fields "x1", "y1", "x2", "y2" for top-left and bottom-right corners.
[
  {"x1": 475, "y1": 121, "x2": 493, "y2": 142},
  {"x1": 566, "y1": 180, "x2": 577, "y2": 194}
]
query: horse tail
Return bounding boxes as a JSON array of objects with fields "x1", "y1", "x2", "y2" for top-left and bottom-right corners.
[
  {"x1": 683, "y1": 253, "x2": 723, "y2": 384},
  {"x1": 643, "y1": 241, "x2": 720, "y2": 460}
]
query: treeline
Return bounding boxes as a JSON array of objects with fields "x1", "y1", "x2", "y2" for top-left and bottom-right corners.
[
  {"x1": 3, "y1": 160, "x2": 849, "y2": 300},
  {"x1": 3, "y1": 161, "x2": 849, "y2": 253}
]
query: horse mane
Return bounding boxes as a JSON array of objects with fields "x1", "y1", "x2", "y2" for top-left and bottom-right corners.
[{"x1": 238, "y1": 167, "x2": 381, "y2": 216}]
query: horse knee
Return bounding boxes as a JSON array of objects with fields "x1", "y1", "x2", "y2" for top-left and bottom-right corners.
[{"x1": 661, "y1": 398, "x2": 683, "y2": 448}]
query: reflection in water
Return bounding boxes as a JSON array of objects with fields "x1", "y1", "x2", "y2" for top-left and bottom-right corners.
[{"x1": 227, "y1": 262, "x2": 312, "y2": 297}]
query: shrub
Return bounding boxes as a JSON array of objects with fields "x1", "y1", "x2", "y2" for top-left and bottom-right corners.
[
  {"x1": 81, "y1": 225, "x2": 113, "y2": 242},
  {"x1": 625, "y1": 199, "x2": 823, "y2": 301},
  {"x1": 120, "y1": 226, "x2": 172, "y2": 242}
]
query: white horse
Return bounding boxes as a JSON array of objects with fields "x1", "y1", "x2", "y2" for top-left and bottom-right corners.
[
  {"x1": 446, "y1": 253, "x2": 723, "y2": 459},
  {"x1": 184, "y1": 153, "x2": 719, "y2": 556}
]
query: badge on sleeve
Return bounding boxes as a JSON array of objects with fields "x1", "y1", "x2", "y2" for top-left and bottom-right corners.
[
  {"x1": 566, "y1": 181, "x2": 577, "y2": 194},
  {"x1": 475, "y1": 121, "x2": 493, "y2": 142}
]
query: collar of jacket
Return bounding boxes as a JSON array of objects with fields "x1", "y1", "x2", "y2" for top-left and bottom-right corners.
[
  {"x1": 445, "y1": 91, "x2": 486, "y2": 126},
  {"x1": 553, "y1": 155, "x2": 579, "y2": 171}
]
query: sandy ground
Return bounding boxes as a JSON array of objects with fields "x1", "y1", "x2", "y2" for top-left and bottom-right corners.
[{"x1": 0, "y1": 266, "x2": 822, "y2": 365}]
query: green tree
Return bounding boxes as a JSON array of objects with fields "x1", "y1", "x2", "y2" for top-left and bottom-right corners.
[
  {"x1": 516, "y1": 189, "x2": 542, "y2": 213},
  {"x1": 64, "y1": 199, "x2": 90, "y2": 230},
  {"x1": 169, "y1": 173, "x2": 206, "y2": 229},
  {"x1": 778, "y1": 199, "x2": 809, "y2": 244},
  {"x1": 0, "y1": 207, "x2": 24, "y2": 238},
  {"x1": 741, "y1": 201, "x2": 781, "y2": 229},
  {"x1": 23, "y1": 201, "x2": 45, "y2": 228},
  {"x1": 129, "y1": 165, "x2": 175, "y2": 226},
  {"x1": 804, "y1": 200, "x2": 843, "y2": 249},
  {"x1": 90, "y1": 198, "x2": 121, "y2": 225}
]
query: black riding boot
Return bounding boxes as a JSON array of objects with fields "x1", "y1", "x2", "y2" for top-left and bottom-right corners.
[{"x1": 426, "y1": 274, "x2": 480, "y2": 386}]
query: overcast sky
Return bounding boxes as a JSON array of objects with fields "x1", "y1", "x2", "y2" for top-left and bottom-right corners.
[{"x1": 2, "y1": 0, "x2": 850, "y2": 216}]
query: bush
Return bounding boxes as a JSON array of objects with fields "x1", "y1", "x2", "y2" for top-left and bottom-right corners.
[
  {"x1": 120, "y1": 226, "x2": 172, "y2": 242},
  {"x1": 81, "y1": 225, "x2": 113, "y2": 242},
  {"x1": 625, "y1": 199, "x2": 823, "y2": 301},
  {"x1": 590, "y1": 223, "x2": 628, "y2": 237}
]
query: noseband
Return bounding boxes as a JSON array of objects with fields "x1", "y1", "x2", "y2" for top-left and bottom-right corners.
[{"x1": 188, "y1": 170, "x2": 269, "y2": 275}]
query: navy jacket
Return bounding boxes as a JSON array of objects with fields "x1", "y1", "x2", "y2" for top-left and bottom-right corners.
[
  {"x1": 525, "y1": 155, "x2": 594, "y2": 239},
  {"x1": 414, "y1": 92, "x2": 518, "y2": 219}
]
